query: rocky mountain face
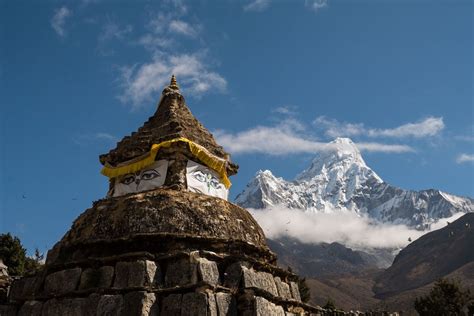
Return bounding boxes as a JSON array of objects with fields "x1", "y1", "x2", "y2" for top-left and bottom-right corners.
[
  {"x1": 236, "y1": 138, "x2": 473, "y2": 228},
  {"x1": 267, "y1": 237, "x2": 394, "y2": 278},
  {"x1": 304, "y1": 213, "x2": 474, "y2": 313},
  {"x1": 374, "y1": 212, "x2": 474, "y2": 298}
]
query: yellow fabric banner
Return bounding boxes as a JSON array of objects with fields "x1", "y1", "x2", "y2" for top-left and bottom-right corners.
[{"x1": 101, "y1": 137, "x2": 231, "y2": 188}]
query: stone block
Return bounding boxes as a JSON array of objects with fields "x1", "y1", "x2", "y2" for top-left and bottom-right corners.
[
  {"x1": 97, "y1": 295, "x2": 123, "y2": 316},
  {"x1": 242, "y1": 268, "x2": 278, "y2": 297},
  {"x1": 122, "y1": 291, "x2": 158, "y2": 316},
  {"x1": 181, "y1": 292, "x2": 209, "y2": 316},
  {"x1": 208, "y1": 292, "x2": 218, "y2": 316},
  {"x1": 197, "y1": 258, "x2": 219, "y2": 286},
  {"x1": 161, "y1": 294, "x2": 182, "y2": 316},
  {"x1": 9, "y1": 276, "x2": 43, "y2": 302},
  {"x1": 0, "y1": 305, "x2": 17, "y2": 316},
  {"x1": 41, "y1": 298, "x2": 87, "y2": 316},
  {"x1": 254, "y1": 297, "x2": 285, "y2": 316},
  {"x1": 85, "y1": 294, "x2": 101, "y2": 315},
  {"x1": 223, "y1": 262, "x2": 244, "y2": 289},
  {"x1": 289, "y1": 282, "x2": 301, "y2": 301},
  {"x1": 79, "y1": 266, "x2": 114, "y2": 290},
  {"x1": 18, "y1": 300, "x2": 42, "y2": 316},
  {"x1": 164, "y1": 258, "x2": 197, "y2": 287},
  {"x1": 44, "y1": 268, "x2": 82, "y2": 295},
  {"x1": 274, "y1": 277, "x2": 292, "y2": 300},
  {"x1": 215, "y1": 292, "x2": 237, "y2": 316},
  {"x1": 114, "y1": 260, "x2": 159, "y2": 289}
]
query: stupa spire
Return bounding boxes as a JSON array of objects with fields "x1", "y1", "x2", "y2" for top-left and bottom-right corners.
[{"x1": 169, "y1": 74, "x2": 179, "y2": 90}]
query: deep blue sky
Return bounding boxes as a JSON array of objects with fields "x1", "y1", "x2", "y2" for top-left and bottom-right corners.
[{"x1": 1, "y1": 0, "x2": 473, "y2": 255}]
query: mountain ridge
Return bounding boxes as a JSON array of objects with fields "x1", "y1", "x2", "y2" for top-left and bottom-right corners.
[{"x1": 235, "y1": 138, "x2": 473, "y2": 228}]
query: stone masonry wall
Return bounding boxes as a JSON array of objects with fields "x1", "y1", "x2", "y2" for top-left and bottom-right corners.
[{"x1": 0, "y1": 249, "x2": 399, "y2": 316}]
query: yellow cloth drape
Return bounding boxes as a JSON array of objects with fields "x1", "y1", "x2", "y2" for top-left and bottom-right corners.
[{"x1": 101, "y1": 137, "x2": 231, "y2": 188}]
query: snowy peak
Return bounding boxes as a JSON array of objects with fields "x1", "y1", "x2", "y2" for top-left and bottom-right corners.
[
  {"x1": 295, "y1": 137, "x2": 382, "y2": 183},
  {"x1": 235, "y1": 138, "x2": 473, "y2": 228}
]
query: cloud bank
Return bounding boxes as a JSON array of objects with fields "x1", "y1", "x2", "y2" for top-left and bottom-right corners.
[
  {"x1": 315, "y1": 116, "x2": 444, "y2": 139},
  {"x1": 215, "y1": 119, "x2": 414, "y2": 155},
  {"x1": 249, "y1": 206, "x2": 466, "y2": 249},
  {"x1": 119, "y1": 54, "x2": 226, "y2": 107},
  {"x1": 117, "y1": 5, "x2": 225, "y2": 108}
]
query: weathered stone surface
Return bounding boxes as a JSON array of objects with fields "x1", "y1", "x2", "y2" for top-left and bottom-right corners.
[
  {"x1": 165, "y1": 257, "x2": 197, "y2": 287},
  {"x1": 207, "y1": 292, "x2": 218, "y2": 316},
  {"x1": 79, "y1": 266, "x2": 114, "y2": 290},
  {"x1": 44, "y1": 268, "x2": 81, "y2": 295},
  {"x1": 215, "y1": 292, "x2": 237, "y2": 316},
  {"x1": 223, "y1": 262, "x2": 244, "y2": 289},
  {"x1": 97, "y1": 295, "x2": 123, "y2": 316},
  {"x1": 9, "y1": 276, "x2": 43, "y2": 302},
  {"x1": 289, "y1": 282, "x2": 301, "y2": 301},
  {"x1": 181, "y1": 292, "x2": 209, "y2": 316},
  {"x1": 161, "y1": 294, "x2": 182, "y2": 316},
  {"x1": 41, "y1": 298, "x2": 87, "y2": 316},
  {"x1": 254, "y1": 296, "x2": 285, "y2": 316},
  {"x1": 274, "y1": 277, "x2": 292, "y2": 300},
  {"x1": 54, "y1": 190, "x2": 271, "y2": 262},
  {"x1": 122, "y1": 291, "x2": 158, "y2": 316},
  {"x1": 114, "y1": 260, "x2": 159, "y2": 288},
  {"x1": 18, "y1": 300, "x2": 42, "y2": 316},
  {"x1": 85, "y1": 293, "x2": 101, "y2": 315},
  {"x1": 0, "y1": 304, "x2": 17, "y2": 316},
  {"x1": 242, "y1": 267, "x2": 278, "y2": 297},
  {"x1": 197, "y1": 258, "x2": 219, "y2": 286},
  {"x1": 100, "y1": 81, "x2": 234, "y2": 171}
]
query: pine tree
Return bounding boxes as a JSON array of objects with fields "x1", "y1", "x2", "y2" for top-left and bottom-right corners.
[
  {"x1": 414, "y1": 278, "x2": 473, "y2": 316},
  {"x1": 0, "y1": 233, "x2": 27, "y2": 276}
]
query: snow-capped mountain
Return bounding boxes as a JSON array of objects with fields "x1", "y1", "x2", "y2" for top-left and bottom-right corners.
[{"x1": 235, "y1": 138, "x2": 473, "y2": 228}]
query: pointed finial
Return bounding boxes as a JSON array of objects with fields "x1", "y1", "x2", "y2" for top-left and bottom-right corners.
[{"x1": 169, "y1": 75, "x2": 179, "y2": 90}]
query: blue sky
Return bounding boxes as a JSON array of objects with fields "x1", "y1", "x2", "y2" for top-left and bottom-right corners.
[{"x1": 1, "y1": 0, "x2": 473, "y2": 255}]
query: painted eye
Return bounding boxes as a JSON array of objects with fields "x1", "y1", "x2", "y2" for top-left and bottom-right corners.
[
  {"x1": 192, "y1": 171, "x2": 207, "y2": 182},
  {"x1": 141, "y1": 170, "x2": 160, "y2": 181},
  {"x1": 121, "y1": 174, "x2": 135, "y2": 185},
  {"x1": 209, "y1": 178, "x2": 222, "y2": 189}
]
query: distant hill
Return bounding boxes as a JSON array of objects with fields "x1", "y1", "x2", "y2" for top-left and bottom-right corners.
[
  {"x1": 374, "y1": 212, "x2": 474, "y2": 297},
  {"x1": 270, "y1": 213, "x2": 474, "y2": 313},
  {"x1": 267, "y1": 237, "x2": 393, "y2": 278}
]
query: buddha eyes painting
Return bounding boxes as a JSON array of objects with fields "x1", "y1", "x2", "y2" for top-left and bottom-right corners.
[
  {"x1": 186, "y1": 160, "x2": 228, "y2": 200},
  {"x1": 112, "y1": 160, "x2": 168, "y2": 197}
]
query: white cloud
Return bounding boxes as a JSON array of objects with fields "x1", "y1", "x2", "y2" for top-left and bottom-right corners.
[
  {"x1": 250, "y1": 206, "x2": 465, "y2": 249},
  {"x1": 169, "y1": 20, "x2": 199, "y2": 37},
  {"x1": 315, "y1": 116, "x2": 445, "y2": 139},
  {"x1": 273, "y1": 105, "x2": 298, "y2": 116},
  {"x1": 119, "y1": 53, "x2": 227, "y2": 108},
  {"x1": 305, "y1": 0, "x2": 328, "y2": 12},
  {"x1": 73, "y1": 132, "x2": 117, "y2": 145},
  {"x1": 215, "y1": 120, "x2": 414, "y2": 155},
  {"x1": 243, "y1": 0, "x2": 271, "y2": 12},
  {"x1": 51, "y1": 6, "x2": 72, "y2": 37},
  {"x1": 98, "y1": 19, "x2": 133, "y2": 56},
  {"x1": 356, "y1": 142, "x2": 414, "y2": 153},
  {"x1": 456, "y1": 153, "x2": 474, "y2": 164},
  {"x1": 250, "y1": 206, "x2": 425, "y2": 249},
  {"x1": 117, "y1": 5, "x2": 226, "y2": 108}
]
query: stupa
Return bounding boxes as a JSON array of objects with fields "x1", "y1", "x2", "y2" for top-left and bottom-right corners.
[{"x1": 1, "y1": 77, "x2": 325, "y2": 315}]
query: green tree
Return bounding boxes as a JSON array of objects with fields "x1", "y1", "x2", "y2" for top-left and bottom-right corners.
[
  {"x1": 24, "y1": 248, "x2": 44, "y2": 275},
  {"x1": 0, "y1": 233, "x2": 27, "y2": 276},
  {"x1": 298, "y1": 277, "x2": 311, "y2": 303},
  {"x1": 414, "y1": 278, "x2": 473, "y2": 316}
]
